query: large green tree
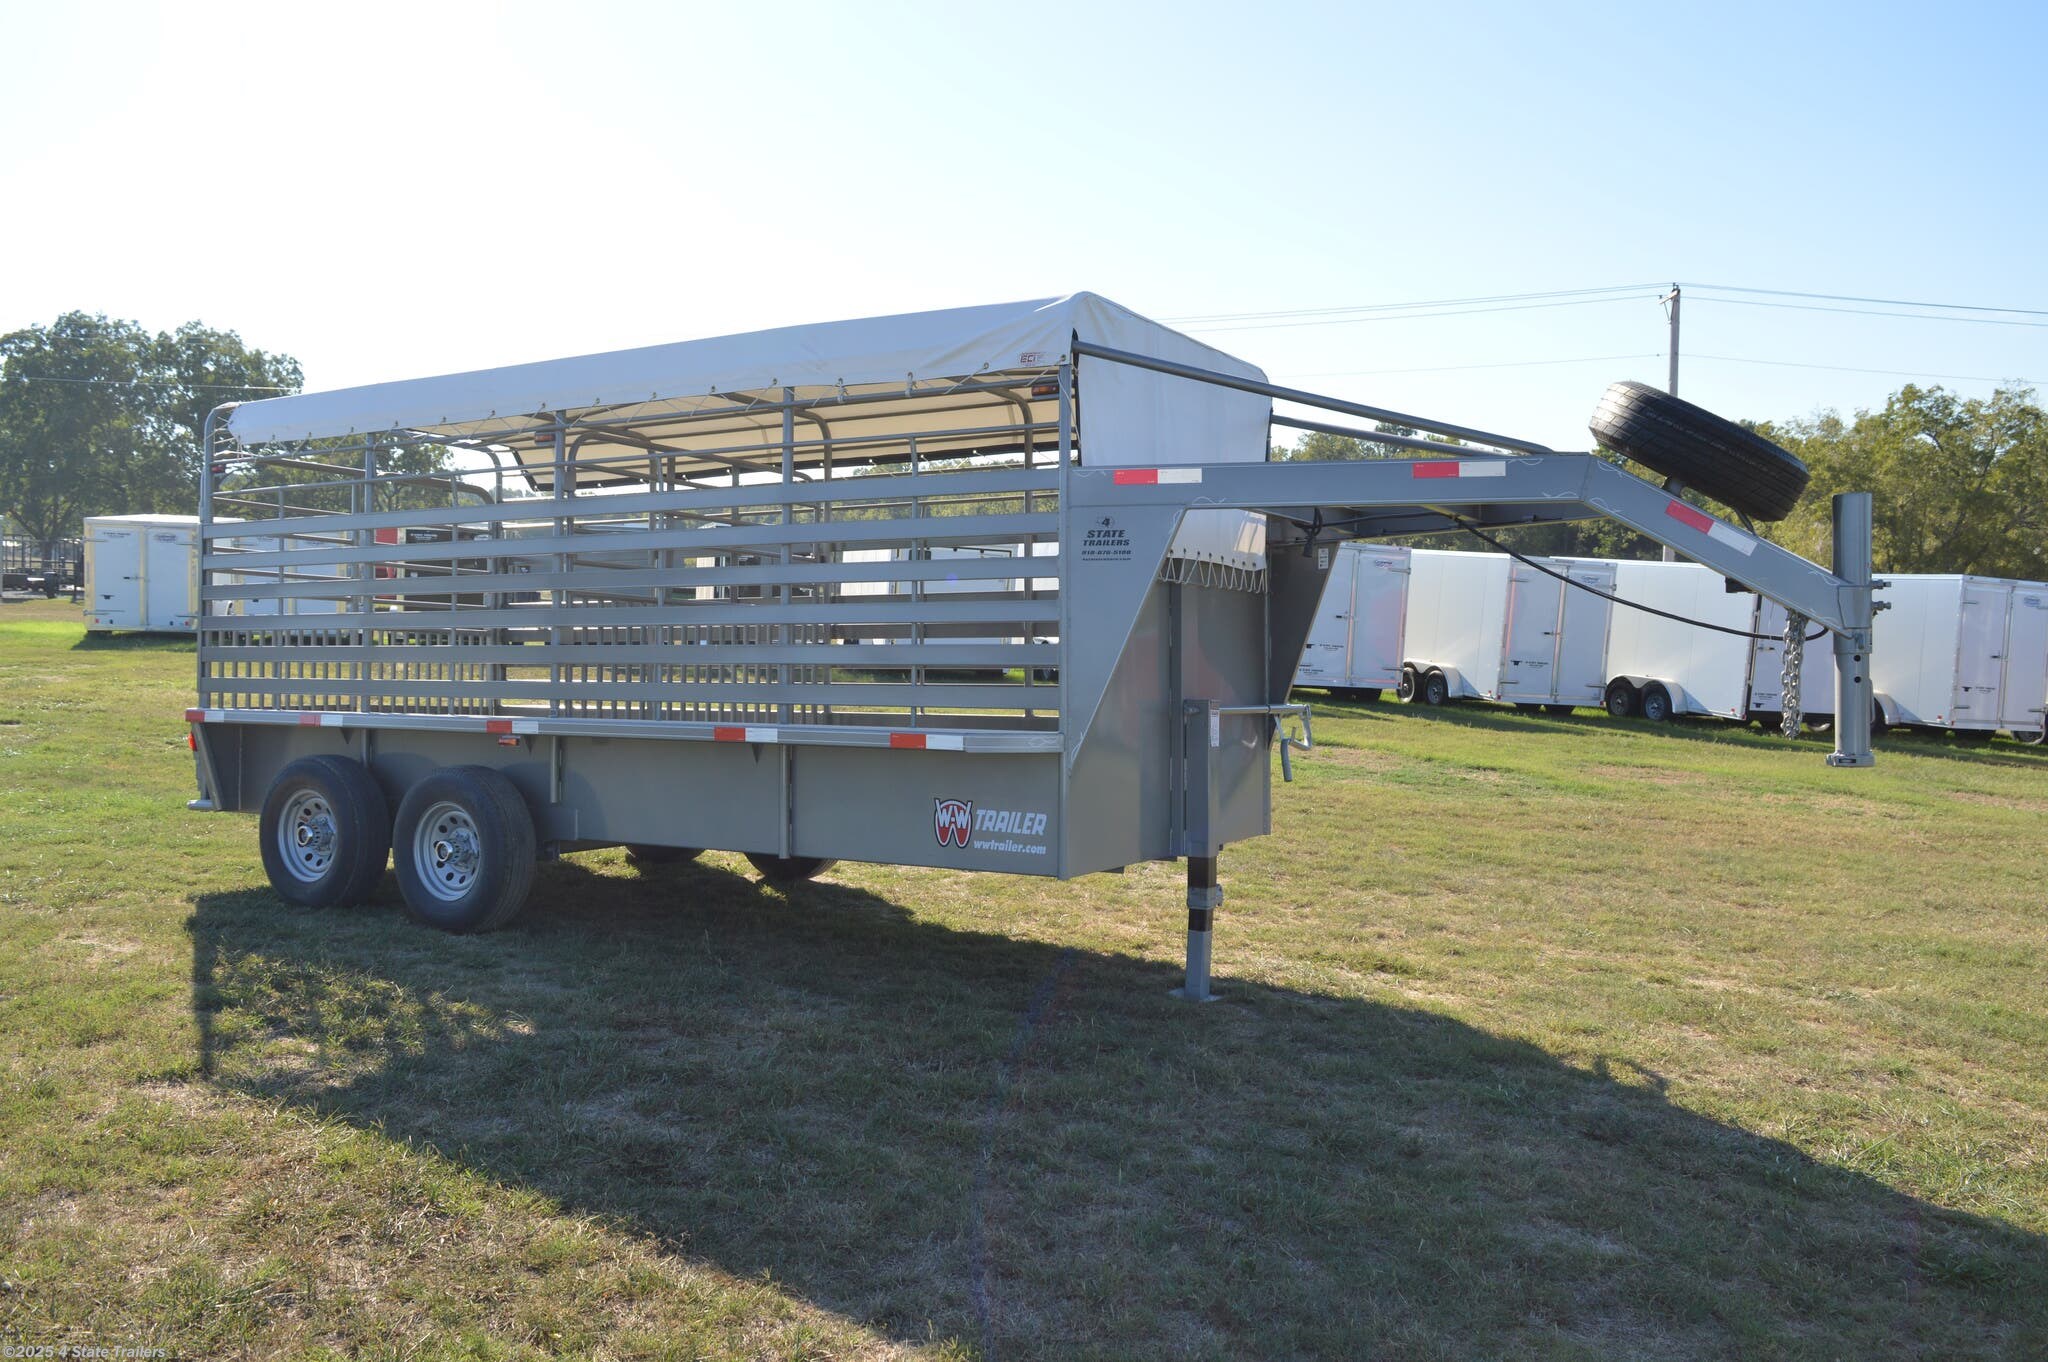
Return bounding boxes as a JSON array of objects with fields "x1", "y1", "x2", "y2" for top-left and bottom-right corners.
[
  {"x1": 0, "y1": 313, "x2": 303, "y2": 541},
  {"x1": 1759, "y1": 385, "x2": 2048, "y2": 578}
]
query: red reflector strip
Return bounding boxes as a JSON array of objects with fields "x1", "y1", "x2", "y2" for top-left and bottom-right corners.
[
  {"x1": 889, "y1": 732, "x2": 928, "y2": 749},
  {"x1": 1112, "y1": 468, "x2": 1158, "y2": 485},
  {"x1": 485, "y1": 719, "x2": 513, "y2": 734},
  {"x1": 297, "y1": 713, "x2": 321, "y2": 726},
  {"x1": 1411, "y1": 462, "x2": 1461, "y2": 478},
  {"x1": 187, "y1": 732, "x2": 197, "y2": 751},
  {"x1": 713, "y1": 726, "x2": 747, "y2": 742},
  {"x1": 1665, "y1": 501, "x2": 1715, "y2": 534},
  {"x1": 184, "y1": 708, "x2": 205, "y2": 723}
]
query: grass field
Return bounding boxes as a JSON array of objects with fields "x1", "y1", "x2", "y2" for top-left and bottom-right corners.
[{"x1": 1, "y1": 594, "x2": 2044, "y2": 1360}]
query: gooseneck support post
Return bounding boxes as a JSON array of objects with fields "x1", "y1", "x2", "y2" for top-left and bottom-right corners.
[{"x1": 1828, "y1": 491, "x2": 1877, "y2": 768}]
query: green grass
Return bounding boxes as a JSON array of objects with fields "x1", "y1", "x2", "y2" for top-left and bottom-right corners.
[{"x1": 1, "y1": 595, "x2": 2044, "y2": 1359}]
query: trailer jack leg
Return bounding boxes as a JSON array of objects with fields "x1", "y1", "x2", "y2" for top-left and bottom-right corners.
[{"x1": 1174, "y1": 855, "x2": 1223, "y2": 1002}]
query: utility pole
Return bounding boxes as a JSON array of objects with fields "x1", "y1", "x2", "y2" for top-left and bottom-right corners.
[
  {"x1": 1660, "y1": 284, "x2": 1682, "y2": 561},
  {"x1": 1663, "y1": 284, "x2": 1681, "y2": 396}
]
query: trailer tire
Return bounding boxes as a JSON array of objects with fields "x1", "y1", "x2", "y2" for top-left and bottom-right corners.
[
  {"x1": 745, "y1": 853, "x2": 839, "y2": 884},
  {"x1": 1870, "y1": 700, "x2": 1890, "y2": 737},
  {"x1": 1604, "y1": 679, "x2": 1638, "y2": 719},
  {"x1": 1396, "y1": 666, "x2": 1418, "y2": 702},
  {"x1": 1589, "y1": 380, "x2": 1810, "y2": 523},
  {"x1": 1639, "y1": 683, "x2": 1674, "y2": 723},
  {"x1": 392, "y1": 766, "x2": 537, "y2": 933},
  {"x1": 1419, "y1": 671, "x2": 1450, "y2": 707},
  {"x1": 625, "y1": 844, "x2": 702, "y2": 866},
  {"x1": 259, "y1": 756, "x2": 392, "y2": 909},
  {"x1": 2020, "y1": 727, "x2": 2045, "y2": 746}
]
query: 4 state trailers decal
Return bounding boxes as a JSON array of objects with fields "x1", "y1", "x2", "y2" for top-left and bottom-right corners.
[{"x1": 934, "y1": 798, "x2": 1050, "y2": 856}]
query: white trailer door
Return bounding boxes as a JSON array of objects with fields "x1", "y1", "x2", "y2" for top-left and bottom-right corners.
[
  {"x1": 1344, "y1": 547, "x2": 1411, "y2": 689},
  {"x1": 1295, "y1": 546, "x2": 1358, "y2": 688},
  {"x1": 87, "y1": 524, "x2": 145, "y2": 629},
  {"x1": 1998, "y1": 585, "x2": 2048, "y2": 734},
  {"x1": 1499, "y1": 565, "x2": 1563, "y2": 700},
  {"x1": 1954, "y1": 582, "x2": 2009, "y2": 728},
  {"x1": 144, "y1": 526, "x2": 197, "y2": 630},
  {"x1": 1554, "y1": 561, "x2": 1616, "y2": 705}
]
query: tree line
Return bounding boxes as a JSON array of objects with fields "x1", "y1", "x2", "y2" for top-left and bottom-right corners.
[{"x1": 1277, "y1": 384, "x2": 2048, "y2": 579}]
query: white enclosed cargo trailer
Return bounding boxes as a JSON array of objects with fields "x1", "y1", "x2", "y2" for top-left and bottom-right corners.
[
  {"x1": 1292, "y1": 542, "x2": 1410, "y2": 699},
  {"x1": 1595, "y1": 559, "x2": 1750, "y2": 720},
  {"x1": 1394, "y1": 549, "x2": 1613, "y2": 710},
  {"x1": 180, "y1": 293, "x2": 1880, "y2": 1000},
  {"x1": 1868, "y1": 575, "x2": 2048, "y2": 739},
  {"x1": 1398, "y1": 549, "x2": 1510, "y2": 704},
  {"x1": 84, "y1": 514, "x2": 201, "y2": 632}
]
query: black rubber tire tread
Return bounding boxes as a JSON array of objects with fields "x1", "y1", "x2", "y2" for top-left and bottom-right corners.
[
  {"x1": 1604, "y1": 680, "x2": 1638, "y2": 719},
  {"x1": 1396, "y1": 666, "x2": 1418, "y2": 702},
  {"x1": 392, "y1": 766, "x2": 537, "y2": 933},
  {"x1": 1640, "y1": 683, "x2": 1674, "y2": 723},
  {"x1": 744, "y1": 853, "x2": 839, "y2": 884},
  {"x1": 1419, "y1": 671, "x2": 1450, "y2": 707},
  {"x1": 258, "y1": 755, "x2": 391, "y2": 909},
  {"x1": 625, "y1": 844, "x2": 703, "y2": 865},
  {"x1": 1589, "y1": 380, "x2": 1810, "y2": 522},
  {"x1": 2021, "y1": 728, "x2": 2045, "y2": 746}
]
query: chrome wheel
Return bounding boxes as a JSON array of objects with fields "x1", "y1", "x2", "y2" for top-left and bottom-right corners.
[
  {"x1": 277, "y1": 790, "x2": 338, "y2": 883},
  {"x1": 413, "y1": 800, "x2": 483, "y2": 902}
]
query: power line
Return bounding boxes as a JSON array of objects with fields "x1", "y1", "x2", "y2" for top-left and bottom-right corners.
[
  {"x1": 1687, "y1": 352, "x2": 2044, "y2": 386},
  {"x1": 1185, "y1": 293, "x2": 1662, "y2": 334},
  {"x1": 1275, "y1": 352, "x2": 1661, "y2": 381},
  {"x1": 1679, "y1": 282, "x2": 2048, "y2": 319},
  {"x1": 1688, "y1": 296, "x2": 2048, "y2": 329},
  {"x1": 1164, "y1": 283, "x2": 1663, "y2": 325}
]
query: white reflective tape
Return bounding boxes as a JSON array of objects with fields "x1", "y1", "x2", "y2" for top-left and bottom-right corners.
[
  {"x1": 1707, "y1": 522, "x2": 1757, "y2": 555},
  {"x1": 206, "y1": 709, "x2": 224, "y2": 724},
  {"x1": 1157, "y1": 467, "x2": 1203, "y2": 484},
  {"x1": 744, "y1": 726, "x2": 778, "y2": 743},
  {"x1": 511, "y1": 719, "x2": 540, "y2": 735},
  {"x1": 1457, "y1": 461, "x2": 1506, "y2": 478},
  {"x1": 924, "y1": 734, "x2": 965, "y2": 751},
  {"x1": 319, "y1": 713, "x2": 347, "y2": 727}
]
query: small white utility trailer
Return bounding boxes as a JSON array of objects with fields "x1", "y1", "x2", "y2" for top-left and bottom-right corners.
[
  {"x1": 84, "y1": 514, "x2": 201, "y2": 632},
  {"x1": 1292, "y1": 542, "x2": 1410, "y2": 700},
  {"x1": 182, "y1": 293, "x2": 1881, "y2": 1000},
  {"x1": 1868, "y1": 575, "x2": 2048, "y2": 740},
  {"x1": 1393, "y1": 549, "x2": 1613, "y2": 711}
]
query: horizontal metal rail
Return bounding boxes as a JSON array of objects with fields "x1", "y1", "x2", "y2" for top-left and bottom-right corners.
[
  {"x1": 204, "y1": 641, "x2": 1056, "y2": 667},
  {"x1": 198, "y1": 599, "x2": 1062, "y2": 631},
  {"x1": 207, "y1": 510, "x2": 1058, "y2": 572},
  {"x1": 200, "y1": 464, "x2": 1062, "y2": 542}
]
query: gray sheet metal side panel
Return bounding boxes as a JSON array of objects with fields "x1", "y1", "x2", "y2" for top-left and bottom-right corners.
[
  {"x1": 1183, "y1": 584, "x2": 1274, "y2": 841},
  {"x1": 792, "y1": 748, "x2": 1061, "y2": 874},
  {"x1": 1060, "y1": 585, "x2": 1172, "y2": 877}
]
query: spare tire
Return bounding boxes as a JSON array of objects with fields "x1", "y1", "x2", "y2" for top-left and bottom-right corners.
[{"x1": 1589, "y1": 380, "x2": 1809, "y2": 522}]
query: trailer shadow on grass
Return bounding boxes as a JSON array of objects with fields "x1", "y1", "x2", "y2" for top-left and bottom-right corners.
[
  {"x1": 1305, "y1": 693, "x2": 2048, "y2": 771},
  {"x1": 186, "y1": 860, "x2": 2044, "y2": 1360},
  {"x1": 68, "y1": 629, "x2": 195, "y2": 653}
]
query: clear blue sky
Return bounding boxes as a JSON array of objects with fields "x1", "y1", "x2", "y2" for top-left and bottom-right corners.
[{"x1": 1, "y1": 0, "x2": 2043, "y2": 450}]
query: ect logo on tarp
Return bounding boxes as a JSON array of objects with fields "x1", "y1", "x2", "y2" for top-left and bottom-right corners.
[{"x1": 934, "y1": 798, "x2": 973, "y2": 847}]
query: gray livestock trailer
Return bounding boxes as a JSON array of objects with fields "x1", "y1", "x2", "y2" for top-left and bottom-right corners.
[{"x1": 185, "y1": 293, "x2": 1877, "y2": 998}]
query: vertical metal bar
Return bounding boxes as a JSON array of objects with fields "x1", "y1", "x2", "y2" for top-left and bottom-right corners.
[
  {"x1": 779, "y1": 388, "x2": 794, "y2": 725},
  {"x1": 1829, "y1": 491, "x2": 1876, "y2": 767},
  {"x1": 550, "y1": 415, "x2": 568, "y2": 719},
  {"x1": 1176, "y1": 699, "x2": 1223, "y2": 1002}
]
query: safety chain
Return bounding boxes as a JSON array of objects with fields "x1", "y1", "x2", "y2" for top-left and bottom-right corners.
[{"x1": 1780, "y1": 610, "x2": 1807, "y2": 738}]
